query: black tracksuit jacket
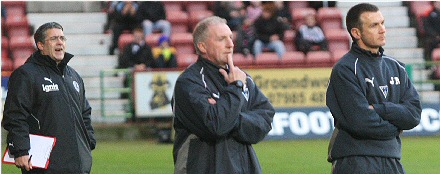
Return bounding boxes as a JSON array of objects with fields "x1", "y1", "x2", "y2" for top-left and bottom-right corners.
[
  {"x1": 172, "y1": 57, "x2": 275, "y2": 174},
  {"x1": 2, "y1": 51, "x2": 96, "y2": 173},
  {"x1": 326, "y1": 43, "x2": 421, "y2": 162}
]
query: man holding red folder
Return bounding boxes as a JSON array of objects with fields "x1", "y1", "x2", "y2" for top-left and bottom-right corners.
[{"x1": 2, "y1": 22, "x2": 96, "y2": 173}]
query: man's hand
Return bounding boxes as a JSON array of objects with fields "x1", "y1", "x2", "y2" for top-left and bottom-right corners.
[
  {"x1": 15, "y1": 155, "x2": 32, "y2": 171},
  {"x1": 219, "y1": 54, "x2": 246, "y2": 84}
]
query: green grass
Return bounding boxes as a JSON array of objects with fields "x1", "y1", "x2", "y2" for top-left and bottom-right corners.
[{"x1": 2, "y1": 136, "x2": 440, "y2": 173}]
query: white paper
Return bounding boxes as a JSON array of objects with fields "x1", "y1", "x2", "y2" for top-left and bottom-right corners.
[{"x1": 2, "y1": 134, "x2": 56, "y2": 169}]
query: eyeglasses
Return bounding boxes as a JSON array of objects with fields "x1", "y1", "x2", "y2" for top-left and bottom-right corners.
[{"x1": 45, "y1": 36, "x2": 67, "y2": 42}]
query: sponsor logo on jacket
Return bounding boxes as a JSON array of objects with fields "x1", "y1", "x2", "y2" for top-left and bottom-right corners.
[{"x1": 42, "y1": 77, "x2": 59, "y2": 92}]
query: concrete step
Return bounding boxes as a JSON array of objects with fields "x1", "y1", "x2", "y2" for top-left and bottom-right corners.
[
  {"x1": 67, "y1": 44, "x2": 109, "y2": 56},
  {"x1": 385, "y1": 28, "x2": 416, "y2": 37},
  {"x1": 27, "y1": 13, "x2": 106, "y2": 34},
  {"x1": 384, "y1": 36, "x2": 418, "y2": 49},
  {"x1": 69, "y1": 55, "x2": 118, "y2": 67},
  {"x1": 67, "y1": 34, "x2": 112, "y2": 47},
  {"x1": 86, "y1": 87, "x2": 121, "y2": 99},
  {"x1": 385, "y1": 48, "x2": 424, "y2": 60},
  {"x1": 419, "y1": 91, "x2": 440, "y2": 104},
  {"x1": 83, "y1": 76, "x2": 125, "y2": 89},
  {"x1": 27, "y1": 1, "x2": 101, "y2": 13},
  {"x1": 337, "y1": 2, "x2": 403, "y2": 8}
]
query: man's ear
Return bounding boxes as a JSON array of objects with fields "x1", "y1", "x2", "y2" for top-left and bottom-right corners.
[
  {"x1": 351, "y1": 28, "x2": 361, "y2": 40},
  {"x1": 197, "y1": 42, "x2": 206, "y2": 54},
  {"x1": 37, "y1": 41, "x2": 44, "y2": 51}
]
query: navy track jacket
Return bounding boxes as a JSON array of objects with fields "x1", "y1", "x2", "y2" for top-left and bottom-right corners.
[
  {"x1": 326, "y1": 43, "x2": 421, "y2": 162},
  {"x1": 172, "y1": 57, "x2": 275, "y2": 174}
]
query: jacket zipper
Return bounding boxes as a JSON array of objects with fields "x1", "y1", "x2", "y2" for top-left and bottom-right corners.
[{"x1": 30, "y1": 114, "x2": 41, "y2": 130}]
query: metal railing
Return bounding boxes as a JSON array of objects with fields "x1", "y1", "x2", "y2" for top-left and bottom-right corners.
[{"x1": 99, "y1": 68, "x2": 133, "y2": 118}]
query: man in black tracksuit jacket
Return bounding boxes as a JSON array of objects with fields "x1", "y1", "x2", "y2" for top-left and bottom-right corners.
[
  {"x1": 326, "y1": 3, "x2": 421, "y2": 173},
  {"x1": 2, "y1": 22, "x2": 96, "y2": 173},
  {"x1": 172, "y1": 16, "x2": 275, "y2": 174}
]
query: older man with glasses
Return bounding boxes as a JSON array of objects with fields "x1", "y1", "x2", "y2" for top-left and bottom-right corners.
[{"x1": 2, "y1": 22, "x2": 96, "y2": 173}]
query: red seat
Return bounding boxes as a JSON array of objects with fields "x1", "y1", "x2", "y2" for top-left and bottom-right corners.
[
  {"x1": 306, "y1": 51, "x2": 332, "y2": 65},
  {"x1": 5, "y1": 5, "x2": 26, "y2": 17},
  {"x1": 432, "y1": 48, "x2": 440, "y2": 62},
  {"x1": 283, "y1": 30, "x2": 296, "y2": 51},
  {"x1": 291, "y1": 8, "x2": 316, "y2": 29},
  {"x1": 281, "y1": 51, "x2": 305, "y2": 65},
  {"x1": 176, "y1": 53, "x2": 198, "y2": 68},
  {"x1": 2, "y1": 56, "x2": 13, "y2": 71},
  {"x1": 163, "y1": 1, "x2": 184, "y2": 12},
  {"x1": 5, "y1": 15, "x2": 30, "y2": 37},
  {"x1": 117, "y1": 33, "x2": 133, "y2": 52},
  {"x1": 317, "y1": 7, "x2": 343, "y2": 31},
  {"x1": 2, "y1": 36, "x2": 9, "y2": 58},
  {"x1": 233, "y1": 53, "x2": 253, "y2": 66},
  {"x1": 9, "y1": 36, "x2": 34, "y2": 50},
  {"x1": 324, "y1": 29, "x2": 351, "y2": 53},
  {"x1": 288, "y1": 1, "x2": 309, "y2": 10},
  {"x1": 189, "y1": 10, "x2": 214, "y2": 31},
  {"x1": 171, "y1": 32, "x2": 194, "y2": 54},
  {"x1": 255, "y1": 53, "x2": 280, "y2": 66},
  {"x1": 145, "y1": 33, "x2": 163, "y2": 47},
  {"x1": 331, "y1": 49, "x2": 348, "y2": 63},
  {"x1": 409, "y1": 2, "x2": 433, "y2": 36},
  {"x1": 167, "y1": 11, "x2": 189, "y2": 34},
  {"x1": 185, "y1": 2, "x2": 209, "y2": 12}
]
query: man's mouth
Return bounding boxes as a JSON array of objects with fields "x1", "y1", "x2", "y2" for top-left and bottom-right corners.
[{"x1": 55, "y1": 48, "x2": 63, "y2": 52}]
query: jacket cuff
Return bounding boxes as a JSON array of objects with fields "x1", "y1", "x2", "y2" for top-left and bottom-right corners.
[
  {"x1": 373, "y1": 103, "x2": 386, "y2": 117},
  {"x1": 14, "y1": 150, "x2": 29, "y2": 158}
]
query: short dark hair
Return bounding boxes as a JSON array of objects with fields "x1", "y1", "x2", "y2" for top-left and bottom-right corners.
[
  {"x1": 34, "y1": 22, "x2": 63, "y2": 50},
  {"x1": 346, "y1": 3, "x2": 379, "y2": 41}
]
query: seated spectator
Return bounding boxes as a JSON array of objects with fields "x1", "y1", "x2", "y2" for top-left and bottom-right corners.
[
  {"x1": 137, "y1": 1, "x2": 171, "y2": 37},
  {"x1": 253, "y1": 2, "x2": 286, "y2": 58},
  {"x1": 109, "y1": 1, "x2": 141, "y2": 55},
  {"x1": 152, "y1": 35, "x2": 177, "y2": 68},
  {"x1": 295, "y1": 13, "x2": 328, "y2": 54},
  {"x1": 274, "y1": 1, "x2": 292, "y2": 30},
  {"x1": 117, "y1": 27, "x2": 154, "y2": 71},
  {"x1": 214, "y1": 1, "x2": 246, "y2": 31},
  {"x1": 234, "y1": 1, "x2": 262, "y2": 56},
  {"x1": 424, "y1": 1, "x2": 440, "y2": 62}
]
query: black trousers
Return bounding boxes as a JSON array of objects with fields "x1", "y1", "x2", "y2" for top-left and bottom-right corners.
[{"x1": 332, "y1": 156, "x2": 405, "y2": 174}]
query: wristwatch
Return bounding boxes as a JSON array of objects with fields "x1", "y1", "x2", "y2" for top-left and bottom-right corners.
[{"x1": 231, "y1": 80, "x2": 244, "y2": 90}]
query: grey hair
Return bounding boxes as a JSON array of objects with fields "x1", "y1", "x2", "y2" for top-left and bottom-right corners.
[
  {"x1": 192, "y1": 16, "x2": 227, "y2": 55},
  {"x1": 34, "y1": 22, "x2": 64, "y2": 50}
]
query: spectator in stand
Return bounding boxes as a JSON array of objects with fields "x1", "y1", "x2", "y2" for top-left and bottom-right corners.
[
  {"x1": 117, "y1": 27, "x2": 154, "y2": 70},
  {"x1": 109, "y1": 1, "x2": 140, "y2": 55},
  {"x1": 152, "y1": 35, "x2": 177, "y2": 68},
  {"x1": 274, "y1": 1, "x2": 292, "y2": 30},
  {"x1": 234, "y1": 1, "x2": 262, "y2": 56},
  {"x1": 295, "y1": 13, "x2": 328, "y2": 54},
  {"x1": 137, "y1": 1, "x2": 171, "y2": 37},
  {"x1": 253, "y1": 2, "x2": 286, "y2": 58},
  {"x1": 214, "y1": 1, "x2": 246, "y2": 31},
  {"x1": 424, "y1": 1, "x2": 440, "y2": 62}
]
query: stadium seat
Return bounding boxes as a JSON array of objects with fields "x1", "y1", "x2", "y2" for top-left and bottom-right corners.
[
  {"x1": 331, "y1": 49, "x2": 348, "y2": 63},
  {"x1": 171, "y1": 32, "x2": 195, "y2": 54},
  {"x1": 163, "y1": 1, "x2": 183, "y2": 12},
  {"x1": 291, "y1": 8, "x2": 316, "y2": 29},
  {"x1": 145, "y1": 33, "x2": 163, "y2": 47},
  {"x1": 185, "y1": 2, "x2": 209, "y2": 12},
  {"x1": 176, "y1": 53, "x2": 198, "y2": 68},
  {"x1": 289, "y1": 1, "x2": 309, "y2": 10},
  {"x1": 233, "y1": 53, "x2": 254, "y2": 66},
  {"x1": 189, "y1": 10, "x2": 214, "y2": 31},
  {"x1": 281, "y1": 51, "x2": 305, "y2": 65},
  {"x1": 2, "y1": 36, "x2": 9, "y2": 58},
  {"x1": 5, "y1": 5, "x2": 26, "y2": 17},
  {"x1": 306, "y1": 51, "x2": 332, "y2": 65},
  {"x1": 324, "y1": 28, "x2": 351, "y2": 53},
  {"x1": 317, "y1": 7, "x2": 343, "y2": 31},
  {"x1": 432, "y1": 48, "x2": 440, "y2": 62},
  {"x1": 255, "y1": 52, "x2": 280, "y2": 66},
  {"x1": 117, "y1": 33, "x2": 133, "y2": 52},
  {"x1": 2, "y1": 56, "x2": 13, "y2": 71},
  {"x1": 5, "y1": 15, "x2": 30, "y2": 37},
  {"x1": 283, "y1": 30, "x2": 296, "y2": 51},
  {"x1": 409, "y1": 2, "x2": 432, "y2": 36},
  {"x1": 167, "y1": 10, "x2": 189, "y2": 34},
  {"x1": 9, "y1": 35, "x2": 34, "y2": 50}
]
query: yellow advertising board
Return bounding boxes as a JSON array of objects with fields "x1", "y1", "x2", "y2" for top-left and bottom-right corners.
[{"x1": 245, "y1": 68, "x2": 332, "y2": 108}]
